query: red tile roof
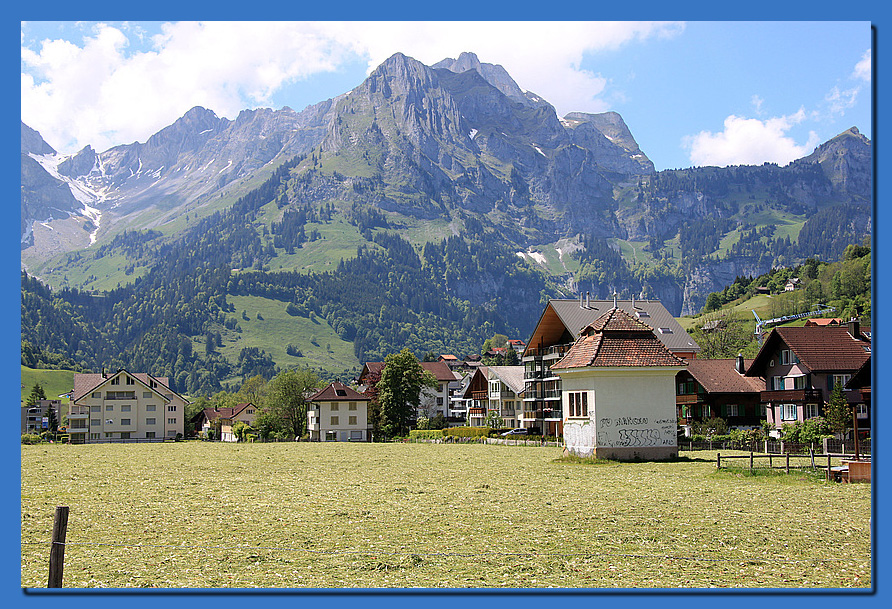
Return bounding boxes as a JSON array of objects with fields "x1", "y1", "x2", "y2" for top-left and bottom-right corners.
[
  {"x1": 748, "y1": 326, "x2": 870, "y2": 375},
  {"x1": 684, "y1": 359, "x2": 764, "y2": 394},
  {"x1": 360, "y1": 360, "x2": 455, "y2": 383},
  {"x1": 72, "y1": 370, "x2": 177, "y2": 403},
  {"x1": 553, "y1": 308, "x2": 687, "y2": 370},
  {"x1": 309, "y1": 382, "x2": 370, "y2": 402}
]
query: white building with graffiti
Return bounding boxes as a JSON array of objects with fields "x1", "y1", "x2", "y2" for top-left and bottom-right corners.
[{"x1": 551, "y1": 308, "x2": 687, "y2": 461}]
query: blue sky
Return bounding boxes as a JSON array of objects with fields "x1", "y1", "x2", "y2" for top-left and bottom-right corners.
[{"x1": 21, "y1": 21, "x2": 871, "y2": 171}]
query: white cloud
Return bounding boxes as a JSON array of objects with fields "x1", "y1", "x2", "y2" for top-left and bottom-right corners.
[
  {"x1": 21, "y1": 21, "x2": 684, "y2": 154},
  {"x1": 684, "y1": 112, "x2": 821, "y2": 167},
  {"x1": 853, "y1": 49, "x2": 871, "y2": 82},
  {"x1": 751, "y1": 95, "x2": 764, "y2": 115}
]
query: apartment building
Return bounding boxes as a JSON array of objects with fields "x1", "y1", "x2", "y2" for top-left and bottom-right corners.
[
  {"x1": 70, "y1": 370, "x2": 187, "y2": 442},
  {"x1": 522, "y1": 295, "x2": 699, "y2": 437},
  {"x1": 307, "y1": 382, "x2": 372, "y2": 442}
]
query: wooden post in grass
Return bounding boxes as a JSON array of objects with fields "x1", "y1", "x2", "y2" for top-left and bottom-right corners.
[
  {"x1": 785, "y1": 453, "x2": 790, "y2": 474},
  {"x1": 48, "y1": 506, "x2": 69, "y2": 588},
  {"x1": 717, "y1": 453, "x2": 721, "y2": 469},
  {"x1": 750, "y1": 451, "x2": 754, "y2": 472}
]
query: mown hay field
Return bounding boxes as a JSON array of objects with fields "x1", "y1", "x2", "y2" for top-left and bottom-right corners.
[{"x1": 21, "y1": 441, "x2": 871, "y2": 589}]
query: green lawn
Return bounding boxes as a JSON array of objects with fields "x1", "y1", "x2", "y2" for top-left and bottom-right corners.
[
  {"x1": 222, "y1": 294, "x2": 359, "y2": 377},
  {"x1": 21, "y1": 442, "x2": 871, "y2": 588},
  {"x1": 21, "y1": 366, "x2": 74, "y2": 404}
]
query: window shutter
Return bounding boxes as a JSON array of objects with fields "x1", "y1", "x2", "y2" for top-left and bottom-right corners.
[{"x1": 721, "y1": 404, "x2": 727, "y2": 417}]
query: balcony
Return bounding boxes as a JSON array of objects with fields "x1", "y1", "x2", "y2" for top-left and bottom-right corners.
[
  {"x1": 524, "y1": 343, "x2": 572, "y2": 359},
  {"x1": 760, "y1": 388, "x2": 823, "y2": 403},
  {"x1": 68, "y1": 406, "x2": 90, "y2": 418},
  {"x1": 471, "y1": 391, "x2": 488, "y2": 401},
  {"x1": 522, "y1": 408, "x2": 563, "y2": 420},
  {"x1": 675, "y1": 394, "x2": 699, "y2": 405}
]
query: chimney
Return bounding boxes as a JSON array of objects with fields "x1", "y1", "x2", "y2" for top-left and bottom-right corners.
[
  {"x1": 735, "y1": 354, "x2": 745, "y2": 374},
  {"x1": 579, "y1": 292, "x2": 584, "y2": 308},
  {"x1": 847, "y1": 318, "x2": 861, "y2": 339},
  {"x1": 613, "y1": 292, "x2": 618, "y2": 309},
  {"x1": 585, "y1": 291, "x2": 591, "y2": 308},
  {"x1": 631, "y1": 294, "x2": 635, "y2": 309}
]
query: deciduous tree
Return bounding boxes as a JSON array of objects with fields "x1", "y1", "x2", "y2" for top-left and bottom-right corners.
[
  {"x1": 263, "y1": 368, "x2": 321, "y2": 439},
  {"x1": 377, "y1": 348, "x2": 437, "y2": 438}
]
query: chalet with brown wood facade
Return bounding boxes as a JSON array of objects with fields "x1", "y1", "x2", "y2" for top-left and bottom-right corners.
[
  {"x1": 745, "y1": 320, "x2": 871, "y2": 436},
  {"x1": 676, "y1": 355, "x2": 765, "y2": 432}
]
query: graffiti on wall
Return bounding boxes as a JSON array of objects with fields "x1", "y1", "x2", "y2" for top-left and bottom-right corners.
[{"x1": 596, "y1": 416, "x2": 676, "y2": 448}]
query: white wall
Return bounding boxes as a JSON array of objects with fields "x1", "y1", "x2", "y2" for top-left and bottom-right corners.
[{"x1": 559, "y1": 367, "x2": 681, "y2": 460}]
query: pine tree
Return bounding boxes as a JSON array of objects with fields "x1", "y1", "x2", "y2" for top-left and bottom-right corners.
[
  {"x1": 26, "y1": 383, "x2": 46, "y2": 407},
  {"x1": 825, "y1": 381, "x2": 851, "y2": 438}
]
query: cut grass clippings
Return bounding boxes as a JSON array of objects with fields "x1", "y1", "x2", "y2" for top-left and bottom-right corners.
[{"x1": 21, "y1": 442, "x2": 871, "y2": 589}]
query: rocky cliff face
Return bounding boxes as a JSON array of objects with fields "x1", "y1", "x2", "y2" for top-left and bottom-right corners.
[{"x1": 21, "y1": 52, "x2": 872, "y2": 320}]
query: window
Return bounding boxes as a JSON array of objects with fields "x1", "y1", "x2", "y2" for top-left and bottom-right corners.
[
  {"x1": 792, "y1": 376, "x2": 807, "y2": 390},
  {"x1": 121, "y1": 419, "x2": 131, "y2": 426},
  {"x1": 772, "y1": 376, "x2": 786, "y2": 391},
  {"x1": 146, "y1": 432, "x2": 155, "y2": 439},
  {"x1": 121, "y1": 405, "x2": 131, "y2": 412},
  {"x1": 349, "y1": 402, "x2": 357, "y2": 411},
  {"x1": 106, "y1": 405, "x2": 114, "y2": 411},
  {"x1": 146, "y1": 418, "x2": 156, "y2": 426},
  {"x1": 805, "y1": 404, "x2": 819, "y2": 419},
  {"x1": 168, "y1": 418, "x2": 177, "y2": 425},
  {"x1": 110, "y1": 377, "x2": 120, "y2": 386},
  {"x1": 149, "y1": 380, "x2": 157, "y2": 388},
  {"x1": 331, "y1": 416, "x2": 339, "y2": 425},
  {"x1": 780, "y1": 349, "x2": 799, "y2": 365},
  {"x1": 125, "y1": 376, "x2": 135, "y2": 385},
  {"x1": 247, "y1": 409, "x2": 254, "y2": 414},
  {"x1": 832, "y1": 374, "x2": 852, "y2": 389},
  {"x1": 331, "y1": 403, "x2": 339, "y2": 411},
  {"x1": 350, "y1": 431, "x2": 363, "y2": 440},
  {"x1": 120, "y1": 432, "x2": 131, "y2": 439},
  {"x1": 90, "y1": 433, "x2": 100, "y2": 440},
  {"x1": 856, "y1": 403, "x2": 868, "y2": 419},
  {"x1": 91, "y1": 419, "x2": 100, "y2": 426},
  {"x1": 782, "y1": 404, "x2": 798, "y2": 421},
  {"x1": 701, "y1": 404, "x2": 711, "y2": 418},
  {"x1": 90, "y1": 405, "x2": 100, "y2": 412},
  {"x1": 143, "y1": 392, "x2": 152, "y2": 398},
  {"x1": 167, "y1": 430, "x2": 176, "y2": 437},
  {"x1": 92, "y1": 392, "x2": 101, "y2": 398},
  {"x1": 168, "y1": 405, "x2": 177, "y2": 412},
  {"x1": 760, "y1": 403, "x2": 767, "y2": 417},
  {"x1": 725, "y1": 404, "x2": 740, "y2": 417},
  {"x1": 567, "y1": 392, "x2": 588, "y2": 418},
  {"x1": 349, "y1": 416, "x2": 357, "y2": 425}
]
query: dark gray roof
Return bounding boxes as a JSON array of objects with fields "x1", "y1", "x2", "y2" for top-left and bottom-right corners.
[{"x1": 527, "y1": 299, "x2": 700, "y2": 356}]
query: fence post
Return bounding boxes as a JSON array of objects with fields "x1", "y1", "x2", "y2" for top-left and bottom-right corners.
[
  {"x1": 827, "y1": 454, "x2": 832, "y2": 480},
  {"x1": 717, "y1": 453, "x2": 721, "y2": 469},
  {"x1": 750, "y1": 451, "x2": 754, "y2": 472},
  {"x1": 48, "y1": 505, "x2": 69, "y2": 588},
  {"x1": 785, "y1": 453, "x2": 790, "y2": 474}
]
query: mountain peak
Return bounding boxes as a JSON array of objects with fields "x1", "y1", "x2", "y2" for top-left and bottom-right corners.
[{"x1": 433, "y1": 52, "x2": 535, "y2": 107}]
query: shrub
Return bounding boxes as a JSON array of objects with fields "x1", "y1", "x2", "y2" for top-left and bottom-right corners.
[
  {"x1": 408, "y1": 429, "x2": 444, "y2": 440},
  {"x1": 442, "y1": 426, "x2": 489, "y2": 439},
  {"x1": 21, "y1": 434, "x2": 43, "y2": 445}
]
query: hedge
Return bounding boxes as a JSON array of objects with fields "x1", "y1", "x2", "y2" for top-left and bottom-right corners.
[
  {"x1": 408, "y1": 429, "x2": 445, "y2": 440},
  {"x1": 442, "y1": 426, "x2": 490, "y2": 439}
]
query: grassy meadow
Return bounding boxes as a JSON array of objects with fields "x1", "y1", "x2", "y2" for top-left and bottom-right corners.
[{"x1": 21, "y1": 441, "x2": 871, "y2": 589}]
